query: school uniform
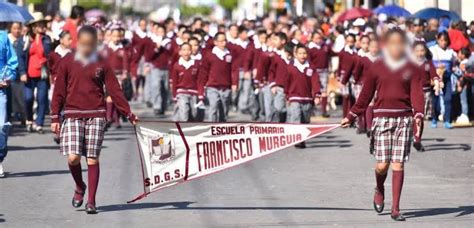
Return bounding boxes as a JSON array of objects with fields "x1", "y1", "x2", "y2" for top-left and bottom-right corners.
[
  {"x1": 130, "y1": 29, "x2": 149, "y2": 78},
  {"x1": 338, "y1": 46, "x2": 358, "y2": 117},
  {"x1": 346, "y1": 57, "x2": 424, "y2": 163},
  {"x1": 51, "y1": 52, "x2": 136, "y2": 158},
  {"x1": 268, "y1": 49, "x2": 291, "y2": 122},
  {"x1": 308, "y1": 41, "x2": 331, "y2": 115},
  {"x1": 286, "y1": 61, "x2": 321, "y2": 124},
  {"x1": 198, "y1": 46, "x2": 239, "y2": 122},
  {"x1": 255, "y1": 46, "x2": 274, "y2": 122},
  {"x1": 144, "y1": 35, "x2": 172, "y2": 113},
  {"x1": 171, "y1": 58, "x2": 200, "y2": 121}
]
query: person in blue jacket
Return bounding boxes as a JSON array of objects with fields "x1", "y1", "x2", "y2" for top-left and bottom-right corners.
[{"x1": 0, "y1": 22, "x2": 19, "y2": 178}]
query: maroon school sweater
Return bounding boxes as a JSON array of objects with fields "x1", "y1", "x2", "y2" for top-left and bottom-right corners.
[
  {"x1": 198, "y1": 48, "x2": 239, "y2": 96},
  {"x1": 130, "y1": 32, "x2": 149, "y2": 76},
  {"x1": 338, "y1": 49, "x2": 357, "y2": 85},
  {"x1": 415, "y1": 59, "x2": 438, "y2": 90},
  {"x1": 307, "y1": 42, "x2": 331, "y2": 70},
  {"x1": 270, "y1": 53, "x2": 290, "y2": 88},
  {"x1": 286, "y1": 61, "x2": 321, "y2": 103},
  {"x1": 144, "y1": 38, "x2": 172, "y2": 70},
  {"x1": 102, "y1": 44, "x2": 129, "y2": 74},
  {"x1": 48, "y1": 52, "x2": 65, "y2": 82},
  {"x1": 347, "y1": 58, "x2": 425, "y2": 122},
  {"x1": 353, "y1": 55, "x2": 379, "y2": 84},
  {"x1": 171, "y1": 59, "x2": 200, "y2": 98},
  {"x1": 50, "y1": 53, "x2": 135, "y2": 123},
  {"x1": 255, "y1": 50, "x2": 273, "y2": 86}
]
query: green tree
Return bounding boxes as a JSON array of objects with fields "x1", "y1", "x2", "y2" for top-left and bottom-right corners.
[{"x1": 218, "y1": 0, "x2": 238, "y2": 19}]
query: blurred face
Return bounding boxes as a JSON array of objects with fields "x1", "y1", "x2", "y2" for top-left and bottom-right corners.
[
  {"x1": 312, "y1": 33, "x2": 323, "y2": 44},
  {"x1": 32, "y1": 22, "x2": 46, "y2": 35},
  {"x1": 294, "y1": 47, "x2": 307, "y2": 63},
  {"x1": 182, "y1": 33, "x2": 191, "y2": 42},
  {"x1": 189, "y1": 39, "x2": 199, "y2": 55},
  {"x1": 155, "y1": 26, "x2": 165, "y2": 37},
  {"x1": 368, "y1": 40, "x2": 379, "y2": 56},
  {"x1": 272, "y1": 36, "x2": 286, "y2": 49},
  {"x1": 77, "y1": 33, "x2": 97, "y2": 57},
  {"x1": 104, "y1": 30, "x2": 112, "y2": 43},
  {"x1": 166, "y1": 20, "x2": 176, "y2": 31},
  {"x1": 437, "y1": 36, "x2": 448, "y2": 49},
  {"x1": 360, "y1": 37, "x2": 370, "y2": 51},
  {"x1": 10, "y1": 23, "x2": 21, "y2": 38},
  {"x1": 180, "y1": 44, "x2": 192, "y2": 60},
  {"x1": 411, "y1": 45, "x2": 425, "y2": 61},
  {"x1": 193, "y1": 20, "x2": 202, "y2": 30},
  {"x1": 60, "y1": 33, "x2": 73, "y2": 49},
  {"x1": 385, "y1": 33, "x2": 405, "y2": 60},
  {"x1": 229, "y1": 26, "x2": 238, "y2": 38},
  {"x1": 346, "y1": 36, "x2": 355, "y2": 48},
  {"x1": 214, "y1": 34, "x2": 226, "y2": 50},
  {"x1": 139, "y1": 20, "x2": 147, "y2": 31},
  {"x1": 258, "y1": 33, "x2": 267, "y2": 45},
  {"x1": 239, "y1": 30, "x2": 248, "y2": 41},
  {"x1": 293, "y1": 30, "x2": 302, "y2": 42},
  {"x1": 110, "y1": 30, "x2": 121, "y2": 44}
]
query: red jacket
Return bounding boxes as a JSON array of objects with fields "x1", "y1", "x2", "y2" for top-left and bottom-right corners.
[
  {"x1": 198, "y1": 47, "x2": 239, "y2": 96},
  {"x1": 347, "y1": 59, "x2": 425, "y2": 121},
  {"x1": 286, "y1": 61, "x2": 321, "y2": 103},
  {"x1": 171, "y1": 58, "x2": 200, "y2": 98},
  {"x1": 50, "y1": 52, "x2": 135, "y2": 123}
]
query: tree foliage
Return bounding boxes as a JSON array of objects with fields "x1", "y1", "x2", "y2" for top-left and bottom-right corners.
[{"x1": 218, "y1": 0, "x2": 239, "y2": 11}]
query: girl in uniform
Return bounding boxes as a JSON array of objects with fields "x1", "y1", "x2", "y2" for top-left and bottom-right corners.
[
  {"x1": 50, "y1": 26, "x2": 136, "y2": 214},
  {"x1": 341, "y1": 28, "x2": 424, "y2": 221}
]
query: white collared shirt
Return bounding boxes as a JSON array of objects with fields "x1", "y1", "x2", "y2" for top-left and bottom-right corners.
[
  {"x1": 308, "y1": 42, "x2": 321, "y2": 49},
  {"x1": 192, "y1": 53, "x2": 202, "y2": 61},
  {"x1": 55, "y1": 45, "x2": 71, "y2": 57},
  {"x1": 293, "y1": 60, "x2": 310, "y2": 73},
  {"x1": 175, "y1": 37, "x2": 184, "y2": 46},
  {"x1": 357, "y1": 49, "x2": 370, "y2": 57},
  {"x1": 135, "y1": 28, "x2": 147, "y2": 39},
  {"x1": 212, "y1": 46, "x2": 230, "y2": 60},
  {"x1": 108, "y1": 42, "x2": 123, "y2": 52},
  {"x1": 382, "y1": 50, "x2": 408, "y2": 71},
  {"x1": 178, "y1": 57, "x2": 195, "y2": 69},
  {"x1": 236, "y1": 38, "x2": 249, "y2": 48},
  {"x1": 74, "y1": 52, "x2": 98, "y2": 65},
  {"x1": 344, "y1": 45, "x2": 354, "y2": 54}
]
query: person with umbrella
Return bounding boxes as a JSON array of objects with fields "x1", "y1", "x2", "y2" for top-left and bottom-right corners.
[{"x1": 0, "y1": 2, "x2": 28, "y2": 178}]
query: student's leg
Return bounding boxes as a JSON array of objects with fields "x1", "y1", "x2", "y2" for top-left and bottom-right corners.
[
  {"x1": 0, "y1": 91, "x2": 10, "y2": 166},
  {"x1": 262, "y1": 85, "x2": 274, "y2": 122},
  {"x1": 190, "y1": 95, "x2": 199, "y2": 121},
  {"x1": 176, "y1": 94, "x2": 191, "y2": 122},
  {"x1": 160, "y1": 70, "x2": 169, "y2": 112},
  {"x1": 237, "y1": 72, "x2": 249, "y2": 112},
  {"x1": 319, "y1": 71, "x2": 329, "y2": 116},
  {"x1": 206, "y1": 88, "x2": 220, "y2": 122},
  {"x1": 149, "y1": 68, "x2": 161, "y2": 112},
  {"x1": 23, "y1": 79, "x2": 35, "y2": 129},
  {"x1": 443, "y1": 79, "x2": 453, "y2": 127},
  {"x1": 220, "y1": 89, "x2": 232, "y2": 122},
  {"x1": 34, "y1": 79, "x2": 49, "y2": 128},
  {"x1": 273, "y1": 87, "x2": 287, "y2": 123}
]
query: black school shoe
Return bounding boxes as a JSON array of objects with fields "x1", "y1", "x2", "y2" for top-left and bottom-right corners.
[
  {"x1": 72, "y1": 184, "x2": 87, "y2": 208},
  {"x1": 85, "y1": 203, "x2": 98, "y2": 214},
  {"x1": 294, "y1": 142, "x2": 306, "y2": 149},
  {"x1": 391, "y1": 212, "x2": 406, "y2": 221},
  {"x1": 413, "y1": 142, "x2": 425, "y2": 152}
]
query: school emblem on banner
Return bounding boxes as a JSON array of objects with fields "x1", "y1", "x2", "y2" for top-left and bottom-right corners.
[{"x1": 149, "y1": 135, "x2": 175, "y2": 164}]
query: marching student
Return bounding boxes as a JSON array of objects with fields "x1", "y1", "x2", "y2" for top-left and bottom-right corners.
[
  {"x1": 353, "y1": 39, "x2": 381, "y2": 137},
  {"x1": 285, "y1": 44, "x2": 321, "y2": 148},
  {"x1": 338, "y1": 34, "x2": 357, "y2": 118},
  {"x1": 256, "y1": 33, "x2": 275, "y2": 122},
  {"x1": 341, "y1": 28, "x2": 424, "y2": 221},
  {"x1": 252, "y1": 30, "x2": 269, "y2": 121},
  {"x1": 268, "y1": 32, "x2": 289, "y2": 122},
  {"x1": 189, "y1": 37, "x2": 202, "y2": 64},
  {"x1": 50, "y1": 26, "x2": 137, "y2": 214},
  {"x1": 307, "y1": 31, "x2": 331, "y2": 117},
  {"x1": 198, "y1": 32, "x2": 239, "y2": 122},
  {"x1": 47, "y1": 31, "x2": 72, "y2": 144},
  {"x1": 102, "y1": 26, "x2": 129, "y2": 129},
  {"x1": 411, "y1": 41, "x2": 439, "y2": 151},
  {"x1": 144, "y1": 23, "x2": 172, "y2": 115},
  {"x1": 171, "y1": 42, "x2": 200, "y2": 121},
  {"x1": 130, "y1": 18, "x2": 148, "y2": 100}
]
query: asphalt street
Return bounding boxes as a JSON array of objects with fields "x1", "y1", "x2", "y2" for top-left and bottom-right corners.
[{"x1": 0, "y1": 103, "x2": 473, "y2": 227}]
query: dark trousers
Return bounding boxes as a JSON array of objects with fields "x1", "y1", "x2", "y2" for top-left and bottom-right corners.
[{"x1": 24, "y1": 78, "x2": 49, "y2": 126}]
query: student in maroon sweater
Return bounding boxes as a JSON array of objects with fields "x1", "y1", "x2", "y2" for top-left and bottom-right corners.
[
  {"x1": 198, "y1": 32, "x2": 239, "y2": 122},
  {"x1": 102, "y1": 27, "x2": 129, "y2": 129},
  {"x1": 171, "y1": 43, "x2": 201, "y2": 121},
  {"x1": 411, "y1": 41, "x2": 439, "y2": 151},
  {"x1": 256, "y1": 34, "x2": 275, "y2": 122},
  {"x1": 286, "y1": 44, "x2": 321, "y2": 148},
  {"x1": 307, "y1": 31, "x2": 331, "y2": 117},
  {"x1": 338, "y1": 34, "x2": 357, "y2": 118},
  {"x1": 130, "y1": 19, "x2": 148, "y2": 100},
  {"x1": 268, "y1": 32, "x2": 289, "y2": 122},
  {"x1": 341, "y1": 28, "x2": 424, "y2": 222},
  {"x1": 50, "y1": 26, "x2": 137, "y2": 214}
]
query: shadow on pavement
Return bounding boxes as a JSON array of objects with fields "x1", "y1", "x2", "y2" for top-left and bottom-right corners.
[
  {"x1": 423, "y1": 143, "x2": 471, "y2": 151},
  {"x1": 0, "y1": 214, "x2": 4, "y2": 223},
  {"x1": 6, "y1": 169, "x2": 86, "y2": 178},
  {"x1": 97, "y1": 201, "x2": 371, "y2": 212},
  {"x1": 421, "y1": 138, "x2": 446, "y2": 142},
  {"x1": 402, "y1": 206, "x2": 474, "y2": 218},
  {"x1": 306, "y1": 139, "x2": 352, "y2": 148},
  {"x1": 9, "y1": 145, "x2": 108, "y2": 151}
]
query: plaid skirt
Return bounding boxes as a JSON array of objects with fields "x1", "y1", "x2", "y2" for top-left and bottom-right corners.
[
  {"x1": 60, "y1": 118, "x2": 107, "y2": 158},
  {"x1": 370, "y1": 116, "x2": 413, "y2": 163}
]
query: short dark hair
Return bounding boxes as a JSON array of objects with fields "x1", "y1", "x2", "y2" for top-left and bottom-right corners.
[
  {"x1": 214, "y1": 32, "x2": 226, "y2": 40},
  {"x1": 70, "y1": 5, "x2": 85, "y2": 19},
  {"x1": 283, "y1": 43, "x2": 294, "y2": 56},
  {"x1": 294, "y1": 43, "x2": 307, "y2": 52},
  {"x1": 238, "y1": 25, "x2": 248, "y2": 34},
  {"x1": 180, "y1": 42, "x2": 191, "y2": 49},
  {"x1": 164, "y1": 17, "x2": 174, "y2": 25},
  {"x1": 413, "y1": 41, "x2": 432, "y2": 60},
  {"x1": 382, "y1": 27, "x2": 407, "y2": 43},
  {"x1": 78, "y1": 25, "x2": 98, "y2": 39},
  {"x1": 460, "y1": 47, "x2": 471, "y2": 59},
  {"x1": 436, "y1": 31, "x2": 451, "y2": 46},
  {"x1": 275, "y1": 32, "x2": 288, "y2": 43}
]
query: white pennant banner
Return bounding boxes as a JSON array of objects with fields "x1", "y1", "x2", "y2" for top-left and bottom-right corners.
[{"x1": 129, "y1": 121, "x2": 339, "y2": 203}]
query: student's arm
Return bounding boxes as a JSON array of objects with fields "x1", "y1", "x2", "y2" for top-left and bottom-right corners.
[
  {"x1": 346, "y1": 68, "x2": 377, "y2": 122},
  {"x1": 411, "y1": 67, "x2": 425, "y2": 120},
  {"x1": 273, "y1": 61, "x2": 288, "y2": 89},
  {"x1": 50, "y1": 60, "x2": 67, "y2": 123},
  {"x1": 311, "y1": 69, "x2": 322, "y2": 98},
  {"x1": 197, "y1": 54, "x2": 210, "y2": 99},
  {"x1": 231, "y1": 55, "x2": 240, "y2": 90},
  {"x1": 171, "y1": 64, "x2": 178, "y2": 99},
  {"x1": 3, "y1": 37, "x2": 18, "y2": 81},
  {"x1": 340, "y1": 53, "x2": 355, "y2": 85},
  {"x1": 103, "y1": 64, "x2": 136, "y2": 122}
]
